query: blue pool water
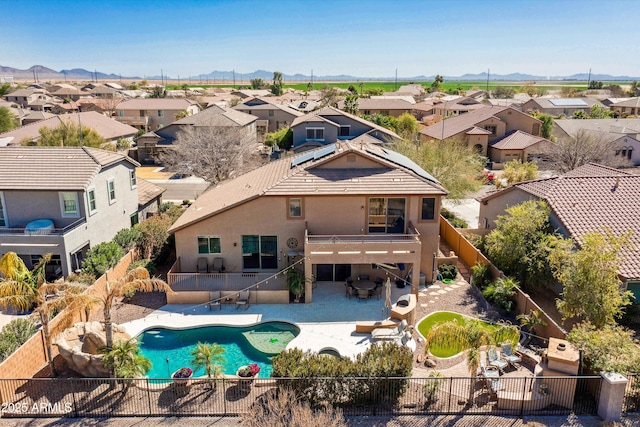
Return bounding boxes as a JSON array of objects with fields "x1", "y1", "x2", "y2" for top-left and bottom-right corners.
[{"x1": 137, "y1": 321, "x2": 299, "y2": 380}]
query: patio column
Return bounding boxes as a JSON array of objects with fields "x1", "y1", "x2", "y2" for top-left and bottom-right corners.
[
  {"x1": 597, "y1": 372, "x2": 627, "y2": 422},
  {"x1": 411, "y1": 251, "x2": 421, "y2": 298},
  {"x1": 304, "y1": 256, "x2": 313, "y2": 303}
]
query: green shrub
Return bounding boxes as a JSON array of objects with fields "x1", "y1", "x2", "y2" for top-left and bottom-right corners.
[
  {"x1": 113, "y1": 226, "x2": 142, "y2": 252},
  {"x1": 423, "y1": 371, "x2": 446, "y2": 405},
  {"x1": 482, "y1": 277, "x2": 517, "y2": 311},
  {"x1": 438, "y1": 264, "x2": 458, "y2": 280},
  {"x1": 441, "y1": 208, "x2": 468, "y2": 228},
  {"x1": 127, "y1": 259, "x2": 156, "y2": 276},
  {"x1": 471, "y1": 263, "x2": 491, "y2": 290},
  {"x1": 265, "y1": 127, "x2": 293, "y2": 150},
  {"x1": 82, "y1": 241, "x2": 124, "y2": 278},
  {"x1": 0, "y1": 318, "x2": 37, "y2": 362}
]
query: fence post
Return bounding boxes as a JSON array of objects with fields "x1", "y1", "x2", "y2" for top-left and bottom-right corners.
[
  {"x1": 146, "y1": 379, "x2": 152, "y2": 417},
  {"x1": 598, "y1": 372, "x2": 627, "y2": 422}
]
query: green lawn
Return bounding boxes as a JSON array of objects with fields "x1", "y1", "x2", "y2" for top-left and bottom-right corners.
[{"x1": 417, "y1": 311, "x2": 508, "y2": 358}]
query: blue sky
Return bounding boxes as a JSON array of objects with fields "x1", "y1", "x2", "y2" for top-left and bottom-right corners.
[{"x1": 2, "y1": 0, "x2": 639, "y2": 79}]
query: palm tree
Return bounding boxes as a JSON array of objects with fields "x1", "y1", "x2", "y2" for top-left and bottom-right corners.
[
  {"x1": 427, "y1": 320, "x2": 518, "y2": 405},
  {"x1": 101, "y1": 339, "x2": 151, "y2": 389},
  {"x1": 190, "y1": 342, "x2": 226, "y2": 389},
  {"x1": 0, "y1": 252, "x2": 96, "y2": 376},
  {"x1": 516, "y1": 309, "x2": 547, "y2": 340},
  {"x1": 99, "y1": 266, "x2": 173, "y2": 348}
]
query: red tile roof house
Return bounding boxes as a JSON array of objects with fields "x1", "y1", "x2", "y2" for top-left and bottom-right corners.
[
  {"x1": 478, "y1": 163, "x2": 640, "y2": 295},
  {"x1": 167, "y1": 140, "x2": 447, "y2": 305},
  {"x1": 115, "y1": 98, "x2": 201, "y2": 131},
  {"x1": 488, "y1": 130, "x2": 554, "y2": 165},
  {"x1": 419, "y1": 105, "x2": 542, "y2": 160},
  {"x1": 337, "y1": 98, "x2": 414, "y2": 118}
]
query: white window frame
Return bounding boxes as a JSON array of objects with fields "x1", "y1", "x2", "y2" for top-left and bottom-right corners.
[
  {"x1": 59, "y1": 192, "x2": 80, "y2": 218},
  {"x1": 129, "y1": 169, "x2": 137, "y2": 189},
  {"x1": 118, "y1": 110, "x2": 124, "y2": 117},
  {"x1": 198, "y1": 236, "x2": 222, "y2": 254},
  {"x1": 0, "y1": 191, "x2": 7, "y2": 227},
  {"x1": 107, "y1": 179, "x2": 116, "y2": 204},
  {"x1": 157, "y1": 110, "x2": 164, "y2": 118},
  {"x1": 306, "y1": 127, "x2": 325, "y2": 141},
  {"x1": 87, "y1": 188, "x2": 97, "y2": 215}
]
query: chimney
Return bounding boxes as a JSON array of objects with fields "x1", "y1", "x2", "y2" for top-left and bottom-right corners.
[{"x1": 612, "y1": 177, "x2": 620, "y2": 192}]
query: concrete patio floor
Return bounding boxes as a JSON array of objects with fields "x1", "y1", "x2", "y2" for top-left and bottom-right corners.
[{"x1": 121, "y1": 279, "x2": 415, "y2": 359}]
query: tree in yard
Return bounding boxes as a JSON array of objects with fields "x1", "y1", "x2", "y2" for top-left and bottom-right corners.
[
  {"x1": 551, "y1": 128, "x2": 631, "y2": 173},
  {"x1": 174, "y1": 109, "x2": 190, "y2": 120},
  {"x1": 588, "y1": 80, "x2": 604, "y2": 89},
  {"x1": 270, "y1": 71, "x2": 283, "y2": 96},
  {"x1": 588, "y1": 104, "x2": 615, "y2": 119},
  {"x1": 364, "y1": 113, "x2": 397, "y2": 131},
  {"x1": 21, "y1": 122, "x2": 111, "y2": 149},
  {"x1": 0, "y1": 107, "x2": 19, "y2": 133},
  {"x1": 391, "y1": 138, "x2": 485, "y2": 199},
  {"x1": 429, "y1": 75, "x2": 444, "y2": 93},
  {"x1": 264, "y1": 127, "x2": 293, "y2": 150},
  {"x1": 484, "y1": 200, "x2": 554, "y2": 288},
  {"x1": 0, "y1": 318, "x2": 38, "y2": 362},
  {"x1": 250, "y1": 78, "x2": 266, "y2": 90},
  {"x1": 0, "y1": 252, "x2": 96, "y2": 376},
  {"x1": 501, "y1": 159, "x2": 538, "y2": 185},
  {"x1": 97, "y1": 266, "x2": 173, "y2": 348},
  {"x1": 319, "y1": 85, "x2": 344, "y2": 108},
  {"x1": 364, "y1": 87, "x2": 383, "y2": 96},
  {"x1": 82, "y1": 241, "x2": 125, "y2": 279},
  {"x1": 100, "y1": 339, "x2": 151, "y2": 383},
  {"x1": 516, "y1": 309, "x2": 547, "y2": 336},
  {"x1": 492, "y1": 87, "x2": 516, "y2": 99},
  {"x1": 550, "y1": 230, "x2": 633, "y2": 329},
  {"x1": 482, "y1": 277, "x2": 518, "y2": 312},
  {"x1": 191, "y1": 342, "x2": 226, "y2": 388},
  {"x1": 159, "y1": 124, "x2": 261, "y2": 185},
  {"x1": 0, "y1": 83, "x2": 12, "y2": 97},
  {"x1": 149, "y1": 86, "x2": 166, "y2": 98},
  {"x1": 343, "y1": 94, "x2": 359, "y2": 115},
  {"x1": 394, "y1": 113, "x2": 419, "y2": 140}
]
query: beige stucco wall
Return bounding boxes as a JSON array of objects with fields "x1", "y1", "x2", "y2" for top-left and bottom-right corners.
[{"x1": 478, "y1": 188, "x2": 539, "y2": 229}]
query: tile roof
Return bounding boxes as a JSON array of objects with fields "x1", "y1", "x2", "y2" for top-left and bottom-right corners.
[
  {"x1": 233, "y1": 97, "x2": 304, "y2": 117},
  {"x1": 137, "y1": 178, "x2": 165, "y2": 206},
  {"x1": 0, "y1": 146, "x2": 138, "y2": 190},
  {"x1": 554, "y1": 118, "x2": 640, "y2": 140},
  {"x1": 611, "y1": 97, "x2": 640, "y2": 108},
  {"x1": 0, "y1": 112, "x2": 138, "y2": 144},
  {"x1": 490, "y1": 130, "x2": 549, "y2": 150},
  {"x1": 290, "y1": 106, "x2": 400, "y2": 140},
  {"x1": 172, "y1": 105, "x2": 256, "y2": 127},
  {"x1": 524, "y1": 97, "x2": 603, "y2": 109},
  {"x1": 419, "y1": 105, "x2": 509, "y2": 139},
  {"x1": 169, "y1": 141, "x2": 446, "y2": 233},
  {"x1": 116, "y1": 98, "x2": 199, "y2": 110},
  {"x1": 338, "y1": 98, "x2": 414, "y2": 110}
]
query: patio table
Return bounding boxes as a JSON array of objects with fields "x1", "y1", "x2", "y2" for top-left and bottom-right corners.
[{"x1": 352, "y1": 280, "x2": 376, "y2": 291}]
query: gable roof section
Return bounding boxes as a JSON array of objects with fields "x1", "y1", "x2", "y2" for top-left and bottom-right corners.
[
  {"x1": 490, "y1": 130, "x2": 549, "y2": 150},
  {"x1": 172, "y1": 105, "x2": 256, "y2": 127},
  {"x1": 0, "y1": 146, "x2": 138, "y2": 191},
  {"x1": 169, "y1": 141, "x2": 446, "y2": 233},
  {"x1": 116, "y1": 98, "x2": 198, "y2": 110},
  {"x1": 234, "y1": 97, "x2": 304, "y2": 117},
  {"x1": 137, "y1": 178, "x2": 166, "y2": 206},
  {"x1": 554, "y1": 118, "x2": 640, "y2": 140},
  {"x1": 291, "y1": 106, "x2": 399, "y2": 140},
  {"x1": 420, "y1": 105, "x2": 507, "y2": 139},
  {"x1": 0, "y1": 111, "x2": 138, "y2": 144}
]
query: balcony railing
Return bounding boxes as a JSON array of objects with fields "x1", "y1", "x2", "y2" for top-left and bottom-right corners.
[
  {"x1": 168, "y1": 271, "x2": 286, "y2": 292},
  {"x1": 0, "y1": 218, "x2": 86, "y2": 236},
  {"x1": 305, "y1": 222, "x2": 421, "y2": 245}
]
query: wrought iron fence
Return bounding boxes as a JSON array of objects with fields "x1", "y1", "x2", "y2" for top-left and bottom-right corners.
[
  {"x1": 0, "y1": 375, "x2": 601, "y2": 419},
  {"x1": 623, "y1": 374, "x2": 640, "y2": 413}
]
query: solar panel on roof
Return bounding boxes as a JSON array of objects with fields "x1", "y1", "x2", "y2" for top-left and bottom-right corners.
[
  {"x1": 291, "y1": 143, "x2": 337, "y2": 168},
  {"x1": 549, "y1": 99, "x2": 588, "y2": 107},
  {"x1": 365, "y1": 147, "x2": 440, "y2": 184}
]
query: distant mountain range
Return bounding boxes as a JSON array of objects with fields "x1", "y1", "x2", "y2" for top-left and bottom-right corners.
[{"x1": 1, "y1": 65, "x2": 638, "y2": 82}]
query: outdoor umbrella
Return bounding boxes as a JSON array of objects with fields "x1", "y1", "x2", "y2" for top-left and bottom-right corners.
[{"x1": 384, "y1": 277, "x2": 392, "y2": 316}]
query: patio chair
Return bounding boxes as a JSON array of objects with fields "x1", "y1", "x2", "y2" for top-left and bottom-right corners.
[
  {"x1": 212, "y1": 257, "x2": 225, "y2": 273},
  {"x1": 208, "y1": 291, "x2": 222, "y2": 311},
  {"x1": 236, "y1": 291, "x2": 250, "y2": 309},
  {"x1": 370, "y1": 285, "x2": 383, "y2": 299},
  {"x1": 371, "y1": 319, "x2": 408, "y2": 340},
  {"x1": 487, "y1": 347, "x2": 508, "y2": 373},
  {"x1": 344, "y1": 283, "x2": 355, "y2": 299},
  {"x1": 480, "y1": 358, "x2": 500, "y2": 380},
  {"x1": 393, "y1": 331, "x2": 416, "y2": 352},
  {"x1": 357, "y1": 288, "x2": 369, "y2": 301},
  {"x1": 196, "y1": 257, "x2": 208, "y2": 273},
  {"x1": 357, "y1": 274, "x2": 369, "y2": 281},
  {"x1": 501, "y1": 343, "x2": 522, "y2": 368}
]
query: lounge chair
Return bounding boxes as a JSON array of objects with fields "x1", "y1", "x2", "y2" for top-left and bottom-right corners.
[
  {"x1": 196, "y1": 257, "x2": 208, "y2": 273},
  {"x1": 371, "y1": 319, "x2": 408, "y2": 340},
  {"x1": 488, "y1": 347, "x2": 508, "y2": 373},
  {"x1": 501, "y1": 343, "x2": 522, "y2": 368},
  {"x1": 344, "y1": 282, "x2": 355, "y2": 299},
  {"x1": 208, "y1": 291, "x2": 222, "y2": 310},
  {"x1": 393, "y1": 331, "x2": 416, "y2": 352},
  {"x1": 480, "y1": 358, "x2": 500, "y2": 380},
  {"x1": 236, "y1": 291, "x2": 250, "y2": 309},
  {"x1": 212, "y1": 257, "x2": 225, "y2": 273}
]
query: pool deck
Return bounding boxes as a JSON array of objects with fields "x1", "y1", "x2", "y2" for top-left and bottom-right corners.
[{"x1": 121, "y1": 280, "x2": 414, "y2": 359}]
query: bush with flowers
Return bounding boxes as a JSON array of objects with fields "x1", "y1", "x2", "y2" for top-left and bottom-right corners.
[{"x1": 237, "y1": 363, "x2": 260, "y2": 378}]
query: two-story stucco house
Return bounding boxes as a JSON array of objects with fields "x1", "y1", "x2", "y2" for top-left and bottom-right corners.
[
  {"x1": 0, "y1": 147, "x2": 142, "y2": 277},
  {"x1": 290, "y1": 106, "x2": 400, "y2": 152},
  {"x1": 168, "y1": 139, "x2": 447, "y2": 303},
  {"x1": 115, "y1": 98, "x2": 201, "y2": 131},
  {"x1": 233, "y1": 97, "x2": 303, "y2": 135}
]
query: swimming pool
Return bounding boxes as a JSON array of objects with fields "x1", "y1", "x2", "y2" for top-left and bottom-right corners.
[{"x1": 137, "y1": 321, "x2": 300, "y2": 379}]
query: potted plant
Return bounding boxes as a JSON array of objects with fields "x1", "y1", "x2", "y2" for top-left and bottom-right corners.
[
  {"x1": 172, "y1": 367, "x2": 193, "y2": 386},
  {"x1": 286, "y1": 268, "x2": 307, "y2": 303},
  {"x1": 236, "y1": 363, "x2": 260, "y2": 390}
]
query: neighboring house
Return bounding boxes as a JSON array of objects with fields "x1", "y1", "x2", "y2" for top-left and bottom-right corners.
[
  {"x1": 231, "y1": 89, "x2": 272, "y2": 99},
  {"x1": 412, "y1": 100, "x2": 436, "y2": 122},
  {"x1": 288, "y1": 99, "x2": 320, "y2": 113},
  {"x1": 168, "y1": 140, "x2": 448, "y2": 302},
  {"x1": 488, "y1": 130, "x2": 554, "y2": 164},
  {"x1": 290, "y1": 106, "x2": 400, "y2": 151},
  {"x1": 601, "y1": 98, "x2": 631, "y2": 107},
  {"x1": 0, "y1": 146, "x2": 141, "y2": 277},
  {"x1": 553, "y1": 118, "x2": 640, "y2": 166},
  {"x1": 48, "y1": 85, "x2": 86, "y2": 101},
  {"x1": 135, "y1": 105, "x2": 257, "y2": 161},
  {"x1": 115, "y1": 98, "x2": 200, "y2": 131},
  {"x1": 337, "y1": 98, "x2": 414, "y2": 118},
  {"x1": 233, "y1": 97, "x2": 303, "y2": 134},
  {"x1": 521, "y1": 97, "x2": 605, "y2": 117},
  {"x1": 477, "y1": 163, "x2": 640, "y2": 294},
  {"x1": 395, "y1": 84, "x2": 426, "y2": 97},
  {"x1": 21, "y1": 110, "x2": 55, "y2": 125},
  {"x1": 0, "y1": 112, "x2": 138, "y2": 146},
  {"x1": 419, "y1": 105, "x2": 542, "y2": 158},
  {"x1": 432, "y1": 97, "x2": 485, "y2": 120},
  {"x1": 610, "y1": 98, "x2": 640, "y2": 117},
  {"x1": 4, "y1": 88, "x2": 47, "y2": 108},
  {"x1": 136, "y1": 178, "x2": 165, "y2": 221}
]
